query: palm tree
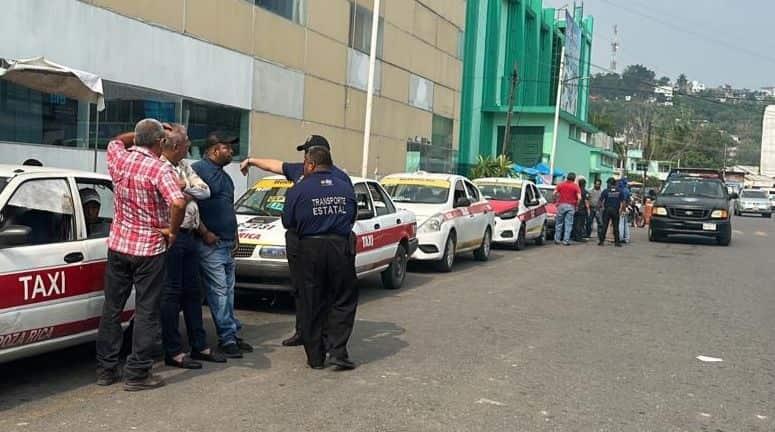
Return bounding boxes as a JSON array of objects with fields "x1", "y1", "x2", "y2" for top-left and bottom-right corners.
[{"x1": 469, "y1": 154, "x2": 515, "y2": 179}]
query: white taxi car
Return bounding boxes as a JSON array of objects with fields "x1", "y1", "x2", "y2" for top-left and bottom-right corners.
[
  {"x1": 234, "y1": 176, "x2": 418, "y2": 291},
  {"x1": 473, "y1": 178, "x2": 548, "y2": 249},
  {"x1": 0, "y1": 165, "x2": 132, "y2": 363},
  {"x1": 381, "y1": 172, "x2": 495, "y2": 272}
]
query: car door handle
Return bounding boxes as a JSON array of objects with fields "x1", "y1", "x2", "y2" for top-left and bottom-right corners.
[
  {"x1": 64, "y1": 252, "x2": 84, "y2": 264},
  {"x1": 396, "y1": 218, "x2": 402, "y2": 224},
  {"x1": 374, "y1": 224, "x2": 381, "y2": 230}
]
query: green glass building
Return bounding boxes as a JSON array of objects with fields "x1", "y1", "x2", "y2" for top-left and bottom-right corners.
[{"x1": 459, "y1": 0, "x2": 616, "y2": 182}]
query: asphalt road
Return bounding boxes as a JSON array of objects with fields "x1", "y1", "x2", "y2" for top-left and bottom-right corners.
[{"x1": 2, "y1": 215, "x2": 774, "y2": 431}]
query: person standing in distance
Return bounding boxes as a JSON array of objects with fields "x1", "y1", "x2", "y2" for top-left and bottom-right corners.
[
  {"x1": 598, "y1": 177, "x2": 624, "y2": 247},
  {"x1": 96, "y1": 119, "x2": 186, "y2": 391},
  {"x1": 587, "y1": 178, "x2": 603, "y2": 238},
  {"x1": 282, "y1": 147, "x2": 358, "y2": 370},
  {"x1": 239, "y1": 135, "x2": 352, "y2": 347},
  {"x1": 553, "y1": 172, "x2": 581, "y2": 246},
  {"x1": 192, "y1": 132, "x2": 253, "y2": 358}
]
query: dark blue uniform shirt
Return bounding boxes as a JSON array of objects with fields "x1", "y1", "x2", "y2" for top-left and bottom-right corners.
[
  {"x1": 282, "y1": 162, "x2": 350, "y2": 184},
  {"x1": 192, "y1": 158, "x2": 238, "y2": 242},
  {"x1": 282, "y1": 170, "x2": 357, "y2": 238},
  {"x1": 600, "y1": 186, "x2": 624, "y2": 210}
]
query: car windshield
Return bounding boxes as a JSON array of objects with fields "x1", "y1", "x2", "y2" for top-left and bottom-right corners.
[
  {"x1": 538, "y1": 187, "x2": 556, "y2": 203},
  {"x1": 234, "y1": 180, "x2": 292, "y2": 217},
  {"x1": 383, "y1": 182, "x2": 450, "y2": 204},
  {"x1": 476, "y1": 184, "x2": 521, "y2": 201},
  {"x1": 741, "y1": 190, "x2": 768, "y2": 199},
  {"x1": 661, "y1": 179, "x2": 726, "y2": 198},
  {"x1": 0, "y1": 177, "x2": 7, "y2": 194}
]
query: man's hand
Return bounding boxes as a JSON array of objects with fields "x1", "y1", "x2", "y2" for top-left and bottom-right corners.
[
  {"x1": 202, "y1": 230, "x2": 219, "y2": 246},
  {"x1": 115, "y1": 132, "x2": 136, "y2": 149},
  {"x1": 240, "y1": 158, "x2": 253, "y2": 176},
  {"x1": 160, "y1": 228, "x2": 177, "y2": 247}
]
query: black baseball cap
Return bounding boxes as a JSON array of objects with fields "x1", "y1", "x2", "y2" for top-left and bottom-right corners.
[
  {"x1": 205, "y1": 131, "x2": 239, "y2": 149},
  {"x1": 296, "y1": 134, "x2": 330, "y2": 152}
]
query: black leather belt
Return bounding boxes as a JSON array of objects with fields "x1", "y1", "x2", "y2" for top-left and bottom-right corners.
[{"x1": 303, "y1": 234, "x2": 347, "y2": 240}]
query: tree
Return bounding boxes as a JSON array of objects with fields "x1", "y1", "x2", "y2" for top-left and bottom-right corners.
[
  {"x1": 590, "y1": 112, "x2": 617, "y2": 136},
  {"x1": 622, "y1": 64, "x2": 656, "y2": 97},
  {"x1": 469, "y1": 155, "x2": 515, "y2": 179},
  {"x1": 657, "y1": 76, "x2": 671, "y2": 86},
  {"x1": 676, "y1": 73, "x2": 689, "y2": 93}
]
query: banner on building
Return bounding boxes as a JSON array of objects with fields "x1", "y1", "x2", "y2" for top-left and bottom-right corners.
[{"x1": 560, "y1": 10, "x2": 581, "y2": 116}]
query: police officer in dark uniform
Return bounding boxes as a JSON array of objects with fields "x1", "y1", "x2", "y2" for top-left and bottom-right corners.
[
  {"x1": 240, "y1": 135, "x2": 351, "y2": 347},
  {"x1": 598, "y1": 177, "x2": 624, "y2": 247},
  {"x1": 282, "y1": 147, "x2": 358, "y2": 370}
]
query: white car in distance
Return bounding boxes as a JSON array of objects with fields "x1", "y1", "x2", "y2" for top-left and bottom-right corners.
[{"x1": 381, "y1": 172, "x2": 495, "y2": 272}]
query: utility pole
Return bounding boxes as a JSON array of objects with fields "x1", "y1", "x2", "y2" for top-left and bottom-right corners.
[
  {"x1": 722, "y1": 133, "x2": 728, "y2": 172},
  {"x1": 644, "y1": 121, "x2": 652, "y2": 187},
  {"x1": 610, "y1": 25, "x2": 619, "y2": 72},
  {"x1": 361, "y1": 0, "x2": 381, "y2": 178},
  {"x1": 500, "y1": 63, "x2": 519, "y2": 158},
  {"x1": 549, "y1": 45, "x2": 566, "y2": 182}
]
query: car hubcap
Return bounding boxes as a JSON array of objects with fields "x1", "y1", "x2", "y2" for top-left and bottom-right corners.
[
  {"x1": 446, "y1": 240, "x2": 454, "y2": 267},
  {"x1": 483, "y1": 232, "x2": 491, "y2": 256},
  {"x1": 395, "y1": 251, "x2": 406, "y2": 279}
]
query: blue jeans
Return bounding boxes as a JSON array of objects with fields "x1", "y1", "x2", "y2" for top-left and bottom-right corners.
[
  {"x1": 199, "y1": 241, "x2": 241, "y2": 346},
  {"x1": 619, "y1": 214, "x2": 631, "y2": 243},
  {"x1": 554, "y1": 203, "x2": 576, "y2": 242}
]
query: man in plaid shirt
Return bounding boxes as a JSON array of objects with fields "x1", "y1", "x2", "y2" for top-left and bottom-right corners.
[{"x1": 96, "y1": 118, "x2": 186, "y2": 392}]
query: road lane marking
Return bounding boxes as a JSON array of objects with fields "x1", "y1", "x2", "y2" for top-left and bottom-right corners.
[
  {"x1": 733, "y1": 230, "x2": 744, "y2": 235},
  {"x1": 696, "y1": 355, "x2": 723, "y2": 363},
  {"x1": 756, "y1": 415, "x2": 768, "y2": 420},
  {"x1": 476, "y1": 398, "x2": 506, "y2": 406},
  {"x1": 755, "y1": 231, "x2": 768, "y2": 237}
]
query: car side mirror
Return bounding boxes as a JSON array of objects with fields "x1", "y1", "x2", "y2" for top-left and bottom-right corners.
[
  {"x1": 357, "y1": 208, "x2": 374, "y2": 220},
  {"x1": 0, "y1": 225, "x2": 31, "y2": 247},
  {"x1": 728, "y1": 192, "x2": 738, "y2": 200},
  {"x1": 454, "y1": 197, "x2": 472, "y2": 208}
]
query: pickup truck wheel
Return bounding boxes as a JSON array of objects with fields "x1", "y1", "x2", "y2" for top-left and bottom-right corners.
[
  {"x1": 381, "y1": 244, "x2": 408, "y2": 289},
  {"x1": 648, "y1": 227, "x2": 664, "y2": 242},
  {"x1": 473, "y1": 228, "x2": 492, "y2": 261},
  {"x1": 435, "y1": 234, "x2": 456, "y2": 272}
]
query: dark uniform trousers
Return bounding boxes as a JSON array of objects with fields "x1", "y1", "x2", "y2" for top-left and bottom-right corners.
[
  {"x1": 285, "y1": 230, "x2": 303, "y2": 334},
  {"x1": 599, "y1": 206, "x2": 621, "y2": 244},
  {"x1": 298, "y1": 234, "x2": 358, "y2": 365}
]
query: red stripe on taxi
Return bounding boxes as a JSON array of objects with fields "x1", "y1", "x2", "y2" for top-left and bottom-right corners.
[
  {"x1": 355, "y1": 222, "x2": 416, "y2": 253},
  {"x1": 0, "y1": 310, "x2": 133, "y2": 350},
  {"x1": 518, "y1": 205, "x2": 547, "y2": 222},
  {"x1": 0, "y1": 261, "x2": 107, "y2": 310},
  {"x1": 442, "y1": 202, "x2": 493, "y2": 221}
]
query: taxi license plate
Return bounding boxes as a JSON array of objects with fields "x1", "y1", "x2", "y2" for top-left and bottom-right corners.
[{"x1": 702, "y1": 223, "x2": 716, "y2": 231}]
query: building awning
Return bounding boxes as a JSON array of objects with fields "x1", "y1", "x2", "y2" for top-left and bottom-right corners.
[{"x1": 0, "y1": 56, "x2": 105, "y2": 110}]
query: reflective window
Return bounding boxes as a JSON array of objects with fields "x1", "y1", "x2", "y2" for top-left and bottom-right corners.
[
  {"x1": 409, "y1": 74, "x2": 434, "y2": 111},
  {"x1": 354, "y1": 182, "x2": 374, "y2": 216},
  {"x1": 91, "y1": 82, "x2": 249, "y2": 160},
  {"x1": 255, "y1": 0, "x2": 306, "y2": 24},
  {"x1": 0, "y1": 81, "x2": 84, "y2": 147},
  {"x1": 367, "y1": 182, "x2": 395, "y2": 216},
  {"x1": 464, "y1": 181, "x2": 480, "y2": 202},
  {"x1": 0, "y1": 179, "x2": 76, "y2": 246},
  {"x1": 347, "y1": 48, "x2": 383, "y2": 93},
  {"x1": 349, "y1": 2, "x2": 384, "y2": 57}
]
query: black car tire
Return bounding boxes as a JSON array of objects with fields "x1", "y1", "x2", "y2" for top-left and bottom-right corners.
[
  {"x1": 514, "y1": 226, "x2": 527, "y2": 250},
  {"x1": 473, "y1": 228, "x2": 492, "y2": 262},
  {"x1": 717, "y1": 230, "x2": 731, "y2": 246},
  {"x1": 764, "y1": 213, "x2": 771, "y2": 219},
  {"x1": 435, "y1": 233, "x2": 456, "y2": 273},
  {"x1": 381, "y1": 243, "x2": 408, "y2": 290},
  {"x1": 648, "y1": 227, "x2": 664, "y2": 242},
  {"x1": 534, "y1": 222, "x2": 546, "y2": 246}
]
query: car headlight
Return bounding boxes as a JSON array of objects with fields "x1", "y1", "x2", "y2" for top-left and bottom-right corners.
[
  {"x1": 259, "y1": 246, "x2": 287, "y2": 259},
  {"x1": 710, "y1": 209, "x2": 729, "y2": 219},
  {"x1": 497, "y1": 210, "x2": 518, "y2": 220},
  {"x1": 419, "y1": 215, "x2": 443, "y2": 233},
  {"x1": 653, "y1": 206, "x2": 668, "y2": 216}
]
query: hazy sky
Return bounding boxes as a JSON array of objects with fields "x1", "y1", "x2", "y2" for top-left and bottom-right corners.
[{"x1": 543, "y1": 0, "x2": 775, "y2": 89}]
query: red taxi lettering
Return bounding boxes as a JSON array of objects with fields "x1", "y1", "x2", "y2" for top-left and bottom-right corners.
[
  {"x1": 0, "y1": 327, "x2": 55, "y2": 349},
  {"x1": 20, "y1": 271, "x2": 66, "y2": 301},
  {"x1": 362, "y1": 234, "x2": 375, "y2": 249}
]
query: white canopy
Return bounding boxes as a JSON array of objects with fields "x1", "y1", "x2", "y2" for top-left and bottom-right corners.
[{"x1": 0, "y1": 56, "x2": 105, "y2": 111}]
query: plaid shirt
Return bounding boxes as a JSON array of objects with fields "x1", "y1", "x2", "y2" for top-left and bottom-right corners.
[{"x1": 107, "y1": 140, "x2": 185, "y2": 256}]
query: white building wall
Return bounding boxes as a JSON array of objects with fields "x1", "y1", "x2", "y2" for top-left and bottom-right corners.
[
  {"x1": 761, "y1": 106, "x2": 775, "y2": 177},
  {"x1": 0, "y1": 0, "x2": 254, "y2": 110}
]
